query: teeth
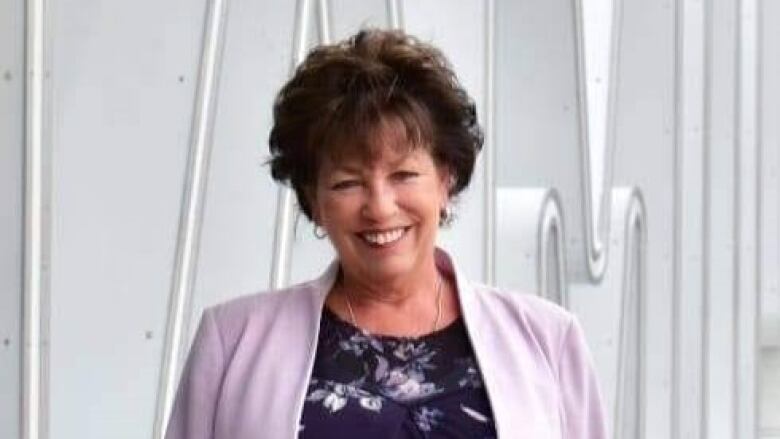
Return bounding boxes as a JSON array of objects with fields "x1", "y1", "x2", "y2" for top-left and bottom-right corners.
[{"x1": 362, "y1": 227, "x2": 405, "y2": 245}]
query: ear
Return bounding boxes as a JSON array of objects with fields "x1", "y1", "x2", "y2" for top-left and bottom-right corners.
[
  {"x1": 304, "y1": 186, "x2": 321, "y2": 224},
  {"x1": 437, "y1": 166, "x2": 455, "y2": 198}
]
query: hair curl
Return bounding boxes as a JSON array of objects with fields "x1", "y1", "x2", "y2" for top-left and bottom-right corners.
[{"x1": 268, "y1": 29, "x2": 483, "y2": 221}]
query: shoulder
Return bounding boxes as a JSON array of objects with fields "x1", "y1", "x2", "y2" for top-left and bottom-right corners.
[
  {"x1": 197, "y1": 280, "x2": 322, "y2": 354},
  {"x1": 469, "y1": 282, "x2": 573, "y2": 331},
  {"x1": 208, "y1": 280, "x2": 317, "y2": 321},
  {"x1": 465, "y1": 283, "x2": 578, "y2": 368}
]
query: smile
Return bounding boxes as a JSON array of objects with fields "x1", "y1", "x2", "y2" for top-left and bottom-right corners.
[{"x1": 359, "y1": 227, "x2": 409, "y2": 246}]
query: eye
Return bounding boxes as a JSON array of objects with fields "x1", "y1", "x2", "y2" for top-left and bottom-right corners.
[
  {"x1": 331, "y1": 179, "x2": 361, "y2": 191},
  {"x1": 393, "y1": 170, "x2": 419, "y2": 181}
]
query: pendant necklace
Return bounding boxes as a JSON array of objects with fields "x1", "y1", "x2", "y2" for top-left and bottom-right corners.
[{"x1": 343, "y1": 274, "x2": 444, "y2": 337}]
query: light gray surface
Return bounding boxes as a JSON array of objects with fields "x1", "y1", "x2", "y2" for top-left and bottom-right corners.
[
  {"x1": 188, "y1": 0, "x2": 299, "y2": 336},
  {"x1": 330, "y1": 0, "x2": 388, "y2": 39},
  {"x1": 610, "y1": 0, "x2": 676, "y2": 437},
  {"x1": 5, "y1": 0, "x2": 777, "y2": 437},
  {"x1": 761, "y1": 0, "x2": 780, "y2": 435},
  {"x1": 760, "y1": 0, "x2": 780, "y2": 350},
  {"x1": 493, "y1": 0, "x2": 587, "y2": 281},
  {"x1": 704, "y1": 0, "x2": 739, "y2": 435},
  {"x1": 675, "y1": 0, "x2": 706, "y2": 436},
  {"x1": 48, "y1": 0, "x2": 206, "y2": 436},
  {"x1": 0, "y1": 1, "x2": 24, "y2": 438}
]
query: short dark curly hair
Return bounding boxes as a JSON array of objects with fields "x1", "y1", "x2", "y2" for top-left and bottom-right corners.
[{"x1": 268, "y1": 29, "x2": 483, "y2": 221}]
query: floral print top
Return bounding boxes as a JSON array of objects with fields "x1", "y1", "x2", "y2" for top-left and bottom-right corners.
[{"x1": 298, "y1": 307, "x2": 497, "y2": 438}]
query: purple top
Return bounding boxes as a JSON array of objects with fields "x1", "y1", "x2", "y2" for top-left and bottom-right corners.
[{"x1": 300, "y1": 308, "x2": 496, "y2": 438}]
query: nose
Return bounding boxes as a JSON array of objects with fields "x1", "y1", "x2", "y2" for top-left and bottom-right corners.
[{"x1": 361, "y1": 182, "x2": 398, "y2": 222}]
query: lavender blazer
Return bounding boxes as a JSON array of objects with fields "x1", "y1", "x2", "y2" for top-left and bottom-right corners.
[{"x1": 165, "y1": 250, "x2": 608, "y2": 438}]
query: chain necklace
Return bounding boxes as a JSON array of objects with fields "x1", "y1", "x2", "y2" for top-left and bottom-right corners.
[{"x1": 343, "y1": 273, "x2": 444, "y2": 337}]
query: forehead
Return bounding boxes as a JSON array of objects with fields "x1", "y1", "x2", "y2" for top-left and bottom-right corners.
[
  {"x1": 322, "y1": 142, "x2": 433, "y2": 174},
  {"x1": 321, "y1": 118, "x2": 433, "y2": 171}
]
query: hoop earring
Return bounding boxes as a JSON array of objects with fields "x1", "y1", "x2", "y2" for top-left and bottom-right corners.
[
  {"x1": 313, "y1": 224, "x2": 327, "y2": 239},
  {"x1": 439, "y1": 205, "x2": 452, "y2": 226}
]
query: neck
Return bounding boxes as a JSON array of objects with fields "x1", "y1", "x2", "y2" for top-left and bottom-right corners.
[
  {"x1": 330, "y1": 257, "x2": 450, "y2": 337},
  {"x1": 337, "y1": 260, "x2": 440, "y2": 308}
]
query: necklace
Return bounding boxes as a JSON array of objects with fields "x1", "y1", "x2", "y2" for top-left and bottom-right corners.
[{"x1": 343, "y1": 274, "x2": 444, "y2": 337}]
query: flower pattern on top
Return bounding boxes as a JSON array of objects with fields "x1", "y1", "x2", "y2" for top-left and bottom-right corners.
[
  {"x1": 306, "y1": 378, "x2": 384, "y2": 413},
  {"x1": 300, "y1": 308, "x2": 498, "y2": 438}
]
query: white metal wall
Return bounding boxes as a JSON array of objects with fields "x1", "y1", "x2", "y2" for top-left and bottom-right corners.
[
  {"x1": 2, "y1": 0, "x2": 777, "y2": 438},
  {"x1": 760, "y1": 2, "x2": 780, "y2": 438},
  {"x1": 1, "y1": 1, "x2": 24, "y2": 438}
]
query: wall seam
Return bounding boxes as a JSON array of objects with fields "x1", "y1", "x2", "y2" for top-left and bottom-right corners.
[
  {"x1": 701, "y1": 0, "x2": 713, "y2": 436},
  {"x1": 732, "y1": 0, "x2": 742, "y2": 434},
  {"x1": 483, "y1": 0, "x2": 496, "y2": 284},
  {"x1": 671, "y1": 0, "x2": 684, "y2": 435},
  {"x1": 754, "y1": 0, "x2": 764, "y2": 435}
]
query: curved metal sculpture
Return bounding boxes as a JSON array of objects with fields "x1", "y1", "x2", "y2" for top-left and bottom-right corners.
[{"x1": 496, "y1": 188, "x2": 568, "y2": 304}]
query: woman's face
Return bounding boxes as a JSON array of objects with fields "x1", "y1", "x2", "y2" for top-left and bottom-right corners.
[{"x1": 310, "y1": 135, "x2": 450, "y2": 285}]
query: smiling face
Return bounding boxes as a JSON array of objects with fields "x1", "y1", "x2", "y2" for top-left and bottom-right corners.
[{"x1": 310, "y1": 127, "x2": 450, "y2": 287}]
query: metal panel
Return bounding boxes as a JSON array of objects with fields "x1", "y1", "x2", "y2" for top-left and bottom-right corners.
[
  {"x1": 496, "y1": 188, "x2": 567, "y2": 302},
  {"x1": 760, "y1": 0, "x2": 780, "y2": 436},
  {"x1": 735, "y1": 0, "x2": 760, "y2": 436},
  {"x1": 0, "y1": 1, "x2": 25, "y2": 438},
  {"x1": 330, "y1": 0, "x2": 388, "y2": 40},
  {"x1": 673, "y1": 0, "x2": 706, "y2": 436},
  {"x1": 493, "y1": 0, "x2": 586, "y2": 282},
  {"x1": 153, "y1": 0, "x2": 229, "y2": 434},
  {"x1": 704, "y1": 0, "x2": 739, "y2": 435},
  {"x1": 610, "y1": 0, "x2": 677, "y2": 436},
  {"x1": 581, "y1": 0, "x2": 620, "y2": 238},
  {"x1": 187, "y1": 0, "x2": 297, "y2": 318},
  {"x1": 47, "y1": 0, "x2": 206, "y2": 436},
  {"x1": 568, "y1": 188, "x2": 647, "y2": 438},
  {"x1": 612, "y1": 188, "x2": 646, "y2": 439}
]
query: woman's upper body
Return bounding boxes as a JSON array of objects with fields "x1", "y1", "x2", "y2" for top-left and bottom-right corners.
[
  {"x1": 165, "y1": 29, "x2": 607, "y2": 438},
  {"x1": 164, "y1": 249, "x2": 607, "y2": 439}
]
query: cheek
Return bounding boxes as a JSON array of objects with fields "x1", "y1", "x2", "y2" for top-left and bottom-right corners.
[{"x1": 318, "y1": 196, "x2": 357, "y2": 225}]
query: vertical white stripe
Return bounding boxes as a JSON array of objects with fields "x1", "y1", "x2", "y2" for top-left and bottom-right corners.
[
  {"x1": 736, "y1": 0, "x2": 759, "y2": 435},
  {"x1": 153, "y1": 0, "x2": 228, "y2": 436},
  {"x1": 674, "y1": 0, "x2": 707, "y2": 436},
  {"x1": 386, "y1": 0, "x2": 404, "y2": 30},
  {"x1": 317, "y1": 0, "x2": 331, "y2": 43},
  {"x1": 22, "y1": 0, "x2": 49, "y2": 437}
]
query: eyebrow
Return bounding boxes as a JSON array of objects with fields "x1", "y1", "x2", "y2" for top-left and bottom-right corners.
[
  {"x1": 329, "y1": 164, "x2": 363, "y2": 175},
  {"x1": 339, "y1": 153, "x2": 418, "y2": 172}
]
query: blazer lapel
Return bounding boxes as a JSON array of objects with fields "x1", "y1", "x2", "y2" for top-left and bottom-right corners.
[{"x1": 443, "y1": 249, "x2": 544, "y2": 438}]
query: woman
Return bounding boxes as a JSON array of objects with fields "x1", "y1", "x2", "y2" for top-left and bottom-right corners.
[{"x1": 166, "y1": 29, "x2": 606, "y2": 439}]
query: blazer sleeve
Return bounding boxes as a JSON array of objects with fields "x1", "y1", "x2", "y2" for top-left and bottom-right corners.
[
  {"x1": 165, "y1": 308, "x2": 226, "y2": 439},
  {"x1": 557, "y1": 316, "x2": 608, "y2": 439}
]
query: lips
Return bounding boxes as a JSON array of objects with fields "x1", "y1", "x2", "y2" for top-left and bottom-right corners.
[{"x1": 359, "y1": 226, "x2": 409, "y2": 246}]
